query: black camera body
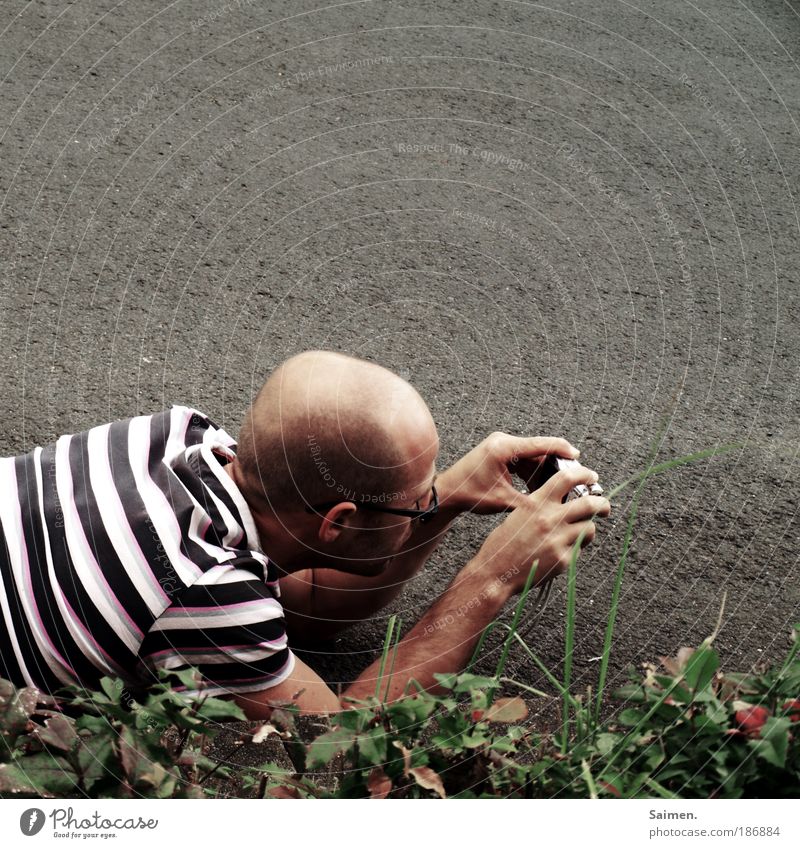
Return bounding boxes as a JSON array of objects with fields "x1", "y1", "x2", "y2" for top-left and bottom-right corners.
[{"x1": 526, "y1": 455, "x2": 603, "y2": 501}]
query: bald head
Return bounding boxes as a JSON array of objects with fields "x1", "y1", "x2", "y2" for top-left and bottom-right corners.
[{"x1": 235, "y1": 351, "x2": 438, "y2": 514}]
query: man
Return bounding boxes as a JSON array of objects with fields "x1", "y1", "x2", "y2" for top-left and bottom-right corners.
[{"x1": 0, "y1": 351, "x2": 609, "y2": 718}]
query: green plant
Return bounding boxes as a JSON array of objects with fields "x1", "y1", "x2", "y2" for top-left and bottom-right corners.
[
  {"x1": 0, "y1": 669, "x2": 255, "y2": 798},
  {"x1": 2, "y1": 626, "x2": 797, "y2": 799}
]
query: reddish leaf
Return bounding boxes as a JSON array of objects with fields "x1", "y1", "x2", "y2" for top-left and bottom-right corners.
[
  {"x1": 367, "y1": 767, "x2": 392, "y2": 799},
  {"x1": 30, "y1": 714, "x2": 77, "y2": 752},
  {"x1": 409, "y1": 766, "x2": 446, "y2": 798},
  {"x1": 268, "y1": 784, "x2": 300, "y2": 799},
  {"x1": 599, "y1": 780, "x2": 621, "y2": 797},
  {"x1": 659, "y1": 647, "x2": 695, "y2": 677},
  {"x1": 484, "y1": 697, "x2": 528, "y2": 723},
  {"x1": 735, "y1": 706, "x2": 770, "y2": 738},
  {"x1": 781, "y1": 700, "x2": 800, "y2": 723}
]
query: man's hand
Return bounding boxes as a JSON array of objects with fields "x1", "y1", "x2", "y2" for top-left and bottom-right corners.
[
  {"x1": 438, "y1": 432, "x2": 580, "y2": 515},
  {"x1": 478, "y1": 461, "x2": 611, "y2": 590}
]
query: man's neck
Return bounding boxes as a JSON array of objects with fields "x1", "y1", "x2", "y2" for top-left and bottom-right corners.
[{"x1": 222, "y1": 458, "x2": 309, "y2": 574}]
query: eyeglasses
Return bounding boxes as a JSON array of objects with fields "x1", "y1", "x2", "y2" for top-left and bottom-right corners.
[{"x1": 305, "y1": 485, "x2": 439, "y2": 524}]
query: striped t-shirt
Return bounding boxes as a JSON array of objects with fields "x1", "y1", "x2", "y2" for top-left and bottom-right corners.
[{"x1": 0, "y1": 405, "x2": 295, "y2": 697}]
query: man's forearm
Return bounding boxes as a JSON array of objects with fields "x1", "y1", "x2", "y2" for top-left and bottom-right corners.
[{"x1": 341, "y1": 553, "x2": 518, "y2": 703}]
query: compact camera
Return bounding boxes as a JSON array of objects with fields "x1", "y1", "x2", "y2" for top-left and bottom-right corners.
[{"x1": 525, "y1": 454, "x2": 603, "y2": 501}]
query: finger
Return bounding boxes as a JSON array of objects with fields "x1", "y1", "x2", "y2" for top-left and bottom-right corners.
[
  {"x1": 562, "y1": 495, "x2": 611, "y2": 523},
  {"x1": 540, "y1": 463, "x2": 599, "y2": 501},
  {"x1": 507, "y1": 436, "x2": 580, "y2": 463},
  {"x1": 567, "y1": 520, "x2": 597, "y2": 548}
]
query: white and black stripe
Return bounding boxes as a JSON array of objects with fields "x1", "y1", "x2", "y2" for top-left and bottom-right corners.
[{"x1": 0, "y1": 406, "x2": 294, "y2": 696}]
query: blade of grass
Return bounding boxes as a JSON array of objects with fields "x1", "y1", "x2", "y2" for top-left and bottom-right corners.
[
  {"x1": 644, "y1": 777, "x2": 678, "y2": 799},
  {"x1": 382, "y1": 616, "x2": 403, "y2": 702},
  {"x1": 561, "y1": 534, "x2": 583, "y2": 752},
  {"x1": 776, "y1": 623, "x2": 800, "y2": 683},
  {"x1": 580, "y1": 759, "x2": 598, "y2": 799},
  {"x1": 509, "y1": 631, "x2": 582, "y2": 712},
  {"x1": 498, "y1": 676, "x2": 551, "y2": 700},
  {"x1": 490, "y1": 560, "x2": 540, "y2": 698},
  {"x1": 593, "y1": 493, "x2": 639, "y2": 727},
  {"x1": 466, "y1": 620, "x2": 500, "y2": 674},
  {"x1": 593, "y1": 440, "x2": 740, "y2": 726},
  {"x1": 606, "y1": 443, "x2": 743, "y2": 501},
  {"x1": 375, "y1": 614, "x2": 397, "y2": 699}
]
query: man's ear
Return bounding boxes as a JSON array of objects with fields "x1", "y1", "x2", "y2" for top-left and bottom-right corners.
[{"x1": 318, "y1": 502, "x2": 358, "y2": 543}]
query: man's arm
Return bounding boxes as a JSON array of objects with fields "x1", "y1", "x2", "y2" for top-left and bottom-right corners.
[
  {"x1": 235, "y1": 550, "x2": 515, "y2": 718},
  {"x1": 234, "y1": 463, "x2": 609, "y2": 719}
]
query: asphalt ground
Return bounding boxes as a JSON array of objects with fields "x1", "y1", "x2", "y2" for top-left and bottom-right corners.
[{"x1": 1, "y1": 0, "x2": 798, "y2": 720}]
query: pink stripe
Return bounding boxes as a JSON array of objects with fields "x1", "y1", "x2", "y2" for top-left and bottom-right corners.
[
  {"x1": 143, "y1": 639, "x2": 287, "y2": 660},
  {"x1": 60, "y1": 592, "x2": 127, "y2": 676}
]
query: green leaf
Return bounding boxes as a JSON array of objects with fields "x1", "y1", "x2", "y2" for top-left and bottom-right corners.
[
  {"x1": 137, "y1": 761, "x2": 176, "y2": 795},
  {"x1": 654, "y1": 678, "x2": 694, "y2": 704},
  {"x1": 594, "y1": 733, "x2": 618, "y2": 756},
  {"x1": 406, "y1": 695, "x2": 437, "y2": 722},
  {"x1": 77, "y1": 735, "x2": 117, "y2": 790},
  {"x1": 356, "y1": 728, "x2": 387, "y2": 765},
  {"x1": 194, "y1": 696, "x2": 246, "y2": 722},
  {"x1": 452, "y1": 674, "x2": 498, "y2": 694},
  {"x1": 683, "y1": 647, "x2": 719, "y2": 693},
  {"x1": 75, "y1": 715, "x2": 113, "y2": 735},
  {"x1": 644, "y1": 776, "x2": 677, "y2": 799},
  {"x1": 0, "y1": 762, "x2": 51, "y2": 796},
  {"x1": 334, "y1": 707, "x2": 371, "y2": 732},
  {"x1": 170, "y1": 668, "x2": 202, "y2": 689},
  {"x1": 748, "y1": 717, "x2": 791, "y2": 769},
  {"x1": 617, "y1": 708, "x2": 645, "y2": 726},
  {"x1": 12, "y1": 753, "x2": 80, "y2": 795},
  {"x1": 306, "y1": 727, "x2": 357, "y2": 768},
  {"x1": 461, "y1": 733, "x2": 489, "y2": 749},
  {"x1": 645, "y1": 747, "x2": 666, "y2": 771},
  {"x1": 489, "y1": 738, "x2": 518, "y2": 753}
]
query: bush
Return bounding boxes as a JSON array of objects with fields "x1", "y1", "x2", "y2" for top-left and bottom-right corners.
[{"x1": 1, "y1": 627, "x2": 798, "y2": 799}]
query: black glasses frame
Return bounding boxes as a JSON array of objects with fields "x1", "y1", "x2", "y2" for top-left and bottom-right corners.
[{"x1": 305, "y1": 485, "x2": 439, "y2": 524}]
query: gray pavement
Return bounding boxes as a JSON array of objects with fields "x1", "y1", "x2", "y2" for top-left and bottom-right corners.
[{"x1": 1, "y1": 0, "x2": 798, "y2": 708}]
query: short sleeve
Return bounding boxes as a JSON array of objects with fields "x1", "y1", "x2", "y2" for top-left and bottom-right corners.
[{"x1": 137, "y1": 565, "x2": 295, "y2": 697}]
